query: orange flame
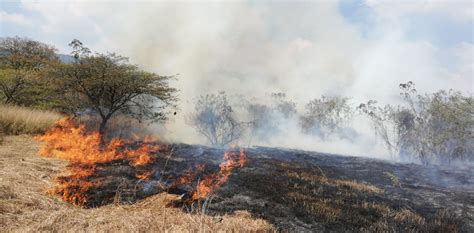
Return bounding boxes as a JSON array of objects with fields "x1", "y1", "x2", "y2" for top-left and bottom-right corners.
[
  {"x1": 36, "y1": 117, "x2": 159, "y2": 166},
  {"x1": 35, "y1": 117, "x2": 160, "y2": 205},
  {"x1": 190, "y1": 148, "x2": 246, "y2": 201},
  {"x1": 173, "y1": 164, "x2": 206, "y2": 186},
  {"x1": 36, "y1": 117, "x2": 247, "y2": 206}
]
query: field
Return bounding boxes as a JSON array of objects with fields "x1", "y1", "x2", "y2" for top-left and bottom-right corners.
[
  {"x1": 0, "y1": 135, "x2": 272, "y2": 232},
  {"x1": 1, "y1": 133, "x2": 472, "y2": 232}
]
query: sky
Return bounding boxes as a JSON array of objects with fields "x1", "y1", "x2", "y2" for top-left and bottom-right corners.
[{"x1": 0, "y1": 0, "x2": 473, "y2": 156}]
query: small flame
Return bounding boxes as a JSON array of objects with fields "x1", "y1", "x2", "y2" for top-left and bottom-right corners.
[
  {"x1": 190, "y1": 148, "x2": 246, "y2": 201},
  {"x1": 136, "y1": 171, "x2": 154, "y2": 180}
]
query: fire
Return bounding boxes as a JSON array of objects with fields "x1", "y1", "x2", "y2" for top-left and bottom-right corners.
[
  {"x1": 36, "y1": 117, "x2": 159, "y2": 166},
  {"x1": 36, "y1": 117, "x2": 247, "y2": 206},
  {"x1": 173, "y1": 164, "x2": 206, "y2": 186},
  {"x1": 190, "y1": 148, "x2": 246, "y2": 201},
  {"x1": 35, "y1": 117, "x2": 160, "y2": 205}
]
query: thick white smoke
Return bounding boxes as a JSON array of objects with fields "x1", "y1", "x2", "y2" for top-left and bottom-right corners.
[{"x1": 18, "y1": 0, "x2": 473, "y2": 160}]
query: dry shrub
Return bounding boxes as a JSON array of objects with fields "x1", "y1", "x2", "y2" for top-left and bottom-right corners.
[
  {"x1": 0, "y1": 135, "x2": 274, "y2": 232},
  {"x1": 0, "y1": 105, "x2": 62, "y2": 135}
]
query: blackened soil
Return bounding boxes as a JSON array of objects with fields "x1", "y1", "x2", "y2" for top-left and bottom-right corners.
[{"x1": 70, "y1": 144, "x2": 474, "y2": 232}]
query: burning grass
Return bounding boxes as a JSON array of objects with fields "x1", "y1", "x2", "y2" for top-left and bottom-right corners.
[
  {"x1": 2, "y1": 118, "x2": 469, "y2": 231},
  {"x1": 0, "y1": 105, "x2": 62, "y2": 135},
  {"x1": 0, "y1": 135, "x2": 273, "y2": 232},
  {"x1": 34, "y1": 117, "x2": 247, "y2": 207}
]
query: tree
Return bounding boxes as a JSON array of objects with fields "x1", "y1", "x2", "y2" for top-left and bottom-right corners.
[
  {"x1": 357, "y1": 100, "x2": 416, "y2": 158},
  {"x1": 0, "y1": 36, "x2": 58, "y2": 105},
  {"x1": 52, "y1": 40, "x2": 177, "y2": 136},
  {"x1": 244, "y1": 93, "x2": 297, "y2": 143},
  {"x1": 187, "y1": 92, "x2": 242, "y2": 147},
  {"x1": 300, "y1": 96, "x2": 353, "y2": 138},
  {"x1": 359, "y1": 81, "x2": 474, "y2": 163}
]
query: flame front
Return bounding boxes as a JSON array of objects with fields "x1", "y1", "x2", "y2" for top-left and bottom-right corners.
[
  {"x1": 35, "y1": 117, "x2": 160, "y2": 205},
  {"x1": 36, "y1": 117, "x2": 247, "y2": 206}
]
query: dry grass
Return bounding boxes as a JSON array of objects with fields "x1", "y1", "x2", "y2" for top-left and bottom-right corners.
[
  {"x1": 0, "y1": 105, "x2": 62, "y2": 135},
  {"x1": 286, "y1": 170, "x2": 383, "y2": 194},
  {"x1": 282, "y1": 163, "x2": 460, "y2": 232},
  {"x1": 0, "y1": 135, "x2": 274, "y2": 232}
]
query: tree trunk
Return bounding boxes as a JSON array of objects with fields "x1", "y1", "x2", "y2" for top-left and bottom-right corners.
[{"x1": 99, "y1": 117, "x2": 109, "y2": 146}]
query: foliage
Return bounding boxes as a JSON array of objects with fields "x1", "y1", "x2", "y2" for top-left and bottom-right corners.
[
  {"x1": 245, "y1": 93, "x2": 297, "y2": 142},
  {"x1": 51, "y1": 40, "x2": 177, "y2": 135},
  {"x1": 383, "y1": 172, "x2": 401, "y2": 188},
  {"x1": 359, "y1": 81, "x2": 474, "y2": 163},
  {"x1": 300, "y1": 96, "x2": 353, "y2": 138},
  {"x1": 0, "y1": 36, "x2": 58, "y2": 106},
  {"x1": 187, "y1": 92, "x2": 242, "y2": 147}
]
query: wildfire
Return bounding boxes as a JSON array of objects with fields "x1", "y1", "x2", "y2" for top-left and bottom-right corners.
[
  {"x1": 189, "y1": 149, "x2": 246, "y2": 201},
  {"x1": 36, "y1": 117, "x2": 247, "y2": 206},
  {"x1": 35, "y1": 117, "x2": 160, "y2": 205}
]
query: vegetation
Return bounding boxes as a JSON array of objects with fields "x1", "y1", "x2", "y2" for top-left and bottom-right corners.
[
  {"x1": 300, "y1": 95, "x2": 353, "y2": 138},
  {"x1": 51, "y1": 40, "x2": 177, "y2": 135},
  {"x1": 0, "y1": 105, "x2": 62, "y2": 135},
  {"x1": 0, "y1": 36, "x2": 58, "y2": 107},
  {"x1": 187, "y1": 92, "x2": 243, "y2": 147},
  {"x1": 0, "y1": 37, "x2": 177, "y2": 137},
  {"x1": 245, "y1": 93, "x2": 297, "y2": 142},
  {"x1": 359, "y1": 81, "x2": 474, "y2": 163}
]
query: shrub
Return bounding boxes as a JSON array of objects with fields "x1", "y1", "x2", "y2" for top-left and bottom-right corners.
[
  {"x1": 359, "y1": 82, "x2": 474, "y2": 163},
  {"x1": 300, "y1": 96, "x2": 353, "y2": 138},
  {"x1": 245, "y1": 93, "x2": 297, "y2": 142},
  {"x1": 187, "y1": 92, "x2": 243, "y2": 147}
]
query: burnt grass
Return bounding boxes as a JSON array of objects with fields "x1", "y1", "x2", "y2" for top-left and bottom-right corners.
[{"x1": 61, "y1": 144, "x2": 473, "y2": 232}]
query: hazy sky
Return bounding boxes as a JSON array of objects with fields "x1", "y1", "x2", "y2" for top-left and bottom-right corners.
[{"x1": 1, "y1": 0, "x2": 472, "y2": 100}]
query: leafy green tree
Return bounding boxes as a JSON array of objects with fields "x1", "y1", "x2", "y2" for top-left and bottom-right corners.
[
  {"x1": 0, "y1": 36, "x2": 58, "y2": 105},
  {"x1": 52, "y1": 40, "x2": 177, "y2": 135}
]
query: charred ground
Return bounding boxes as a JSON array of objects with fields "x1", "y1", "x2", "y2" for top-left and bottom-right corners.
[{"x1": 59, "y1": 142, "x2": 473, "y2": 232}]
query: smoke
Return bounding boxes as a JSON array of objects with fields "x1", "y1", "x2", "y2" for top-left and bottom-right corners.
[{"x1": 19, "y1": 1, "x2": 473, "y2": 160}]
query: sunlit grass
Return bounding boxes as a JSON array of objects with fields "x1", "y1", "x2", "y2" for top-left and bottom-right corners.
[{"x1": 0, "y1": 105, "x2": 62, "y2": 135}]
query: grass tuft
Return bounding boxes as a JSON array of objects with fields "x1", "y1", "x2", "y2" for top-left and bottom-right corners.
[{"x1": 0, "y1": 105, "x2": 62, "y2": 135}]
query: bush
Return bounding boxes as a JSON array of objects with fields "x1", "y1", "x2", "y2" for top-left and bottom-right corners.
[
  {"x1": 245, "y1": 93, "x2": 297, "y2": 142},
  {"x1": 0, "y1": 105, "x2": 62, "y2": 135},
  {"x1": 187, "y1": 92, "x2": 243, "y2": 147},
  {"x1": 300, "y1": 96, "x2": 353, "y2": 138},
  {"x1": 359, "y1": 82, "x2": 474, "y2": 163}
]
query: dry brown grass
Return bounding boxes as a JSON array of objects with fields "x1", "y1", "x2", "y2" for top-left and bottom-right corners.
[
  {"x1": 286, "y1": 170, "x2": 383, "y2": 194},
  {"x1": 0, "y1": 135, "x2": 274, "y2": 232},
  {"x1": 0, "y1": 105, "x2": 62, "y2": 135}
]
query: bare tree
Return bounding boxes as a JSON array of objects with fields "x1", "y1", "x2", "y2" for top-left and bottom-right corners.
[{"x1": 187, "y1": 92, "x2": 242, "y2": 147}]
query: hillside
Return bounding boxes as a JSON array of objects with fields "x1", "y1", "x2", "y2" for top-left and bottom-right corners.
[{"x1": 1, "y1": 135, "x2": 472, "y2": 232}]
